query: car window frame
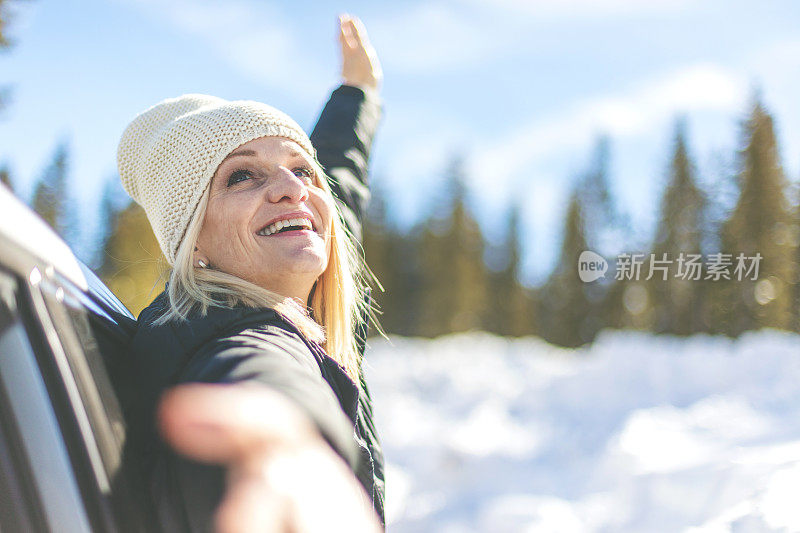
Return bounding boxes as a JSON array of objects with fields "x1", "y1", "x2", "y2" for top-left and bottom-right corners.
[{"x1": 0, "y1": 230, "x2": 148, "y2": 532}]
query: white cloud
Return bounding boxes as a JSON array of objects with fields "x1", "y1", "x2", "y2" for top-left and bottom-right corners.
[
  {"x1": 3, "y1": 0, "x2": 41, "y2": 37},
  {"x1": 368, "y1": 3, "x2": 505, "y2": 74},
  {"x1": 749, "y1": 38, "x2": 800, "y2": 72},
  {"x1": 122, "y1": 0, "x2": 513, "y2": 79},
  {"x1": 378, "y1": 63, "x2": 747, "y2": 262},
  {"x1": 120, "y1": 0, "x2": 327, "y2": 99},
  {"x1": 464, "y1": 0, "x2": 695, "y2": 18},
  {"x1": 367, "y1": 0, "x2": 700, "y2": 74},
  {"x1": 469, "y1": 63, "x2": 746, "y2": 184}
]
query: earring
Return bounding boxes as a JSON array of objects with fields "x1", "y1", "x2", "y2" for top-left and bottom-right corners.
[{"x1": 197, "y1": 259, "x2": 208, "y2": 268}]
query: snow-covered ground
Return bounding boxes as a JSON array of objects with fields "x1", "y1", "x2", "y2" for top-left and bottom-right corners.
[{"x1": 364, "y1": 330, "x2": 800, "y2": 532}]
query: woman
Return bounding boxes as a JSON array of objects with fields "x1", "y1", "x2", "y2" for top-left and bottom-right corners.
[{"x1": 118, "y1": 15, "x2": 384, "y2": 532}]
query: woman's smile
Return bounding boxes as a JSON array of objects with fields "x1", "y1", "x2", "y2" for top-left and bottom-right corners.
[{"x1": 256, "y1": 211, "x2": 317, "y2": 236}]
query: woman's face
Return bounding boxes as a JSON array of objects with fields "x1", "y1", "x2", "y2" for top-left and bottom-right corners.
[{"x1": 195, "y1": 136, "x2": 334, "y2": 303}]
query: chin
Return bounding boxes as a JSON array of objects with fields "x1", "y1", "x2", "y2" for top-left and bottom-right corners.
[
  {"x1": 286, "y1": 246, "x2": 328, "y2": 274},
  {"x1": 276, "y1": 255, "x2": 327, "y2": 282}
]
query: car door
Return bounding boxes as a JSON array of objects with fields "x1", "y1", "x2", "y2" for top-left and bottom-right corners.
[{"x1": 0, "y1": 187, "x2": 151, "y2": 532}]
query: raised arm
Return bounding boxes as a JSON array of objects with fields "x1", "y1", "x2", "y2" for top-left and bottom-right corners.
[{"x1": 311, "y1": 15, "x2": 382, "y2": 241}]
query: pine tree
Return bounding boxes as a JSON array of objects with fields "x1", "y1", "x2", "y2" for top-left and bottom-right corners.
[
  {"x1": 417, "y1": 157, "x2": 489, "y2": 336},
  {"x1": 579, "y1": 137, "x2": 628, "y2": 333},
  {"x1": 647, "y1": 120, "x2": 707, "y2": 335},
  {"x1": 699, "y1": 151, "x2": 738, "y2": 334},
  {"x1": 581, "y1": 136, "x2": 629, "y2": 255},
  {"x1": 0, "y1": 0, "x2": 13, "y2": 48},
  {"x1": 0, "y1": 0, "x2": 23, "y2": 111},
  {"x1": 789, "y1": 180, "x2": 800, "y2": 332},
  {"x1": 417, "y1": 223, "x2": 448, "y2": 337},
  {"x1": 362, "y1": 182, "x2": 390, "y2": 326},
  {"x1": 98, "y1": 191, "x2": 167, "y2": 317},
  {"x1": 362, "y1": 180, "x2": 412, "y2": 335},
  {"x1": 539, "y1": 190, "x2": 596, "y2": 347},
  {"x1": 31, "y1": 141, "x2": 78, "y2": 247},
  {"x1": 721, "y1": 99, "x2": 796, "y2": 333},
  {"x1": 0, "y1": 163, "x2": 12, "y2": 192},
  {"x1": 96, "y1": 177, "x2": 124, "y2": 273},
  {"x1": 391, "y1": 227, "x2": 426, "y2": 336},
  {"x1": 491, "y1": 203, "x2": 535, "y2": 336}
]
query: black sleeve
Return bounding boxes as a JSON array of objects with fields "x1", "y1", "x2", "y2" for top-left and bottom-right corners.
[
  {"x1": 178, "y1": 325, "x2": 359, "y2": 468},
  {"x1": 144, "y1": 325, "x2": 361, "y2": 533},
  {"x1": 310, "y1": 85, "x2": 382, "y2": 241}
]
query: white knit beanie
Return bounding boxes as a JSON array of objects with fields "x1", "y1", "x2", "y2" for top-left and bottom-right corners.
[{"x1": 117, "y1": 94, "x2": 316, "y2": 265}]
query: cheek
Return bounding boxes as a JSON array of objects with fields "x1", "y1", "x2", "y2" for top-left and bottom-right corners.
[
  {"x1": 311, "y1": 192, "x2": 334, "y2": 238},
  {"x1": 198, "y1": 209, "x2": 224, "y2": 248},
  {"x1": 198, "y1": 197, "x2": 244, "y2": 251}
]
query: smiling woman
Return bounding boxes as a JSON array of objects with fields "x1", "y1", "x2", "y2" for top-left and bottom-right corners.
[{"x1": 114, "y1": 14, "x2": 385, "y2": 533}]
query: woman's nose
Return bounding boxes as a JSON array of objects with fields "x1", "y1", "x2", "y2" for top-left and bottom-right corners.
[{"x1": 266, "y1": 167, "x2": 309, "y2": 204}]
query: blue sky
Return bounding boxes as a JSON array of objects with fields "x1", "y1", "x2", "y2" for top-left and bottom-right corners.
[{"x1": 1, "y1": 0, "x2": 799, "y2": 282}]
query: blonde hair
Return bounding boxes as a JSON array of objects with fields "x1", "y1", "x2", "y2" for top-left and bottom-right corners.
[{"x1": 153, "y1": 160, "x2": 372, "y2": 384}]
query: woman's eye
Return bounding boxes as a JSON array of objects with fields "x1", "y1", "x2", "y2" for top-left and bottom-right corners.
[
  {"x1": 227, "y1": 169, "x2": 252, "y2": 187},
  {"x1": 293, "y1": 167, "x2": 315, "y2": 183}
]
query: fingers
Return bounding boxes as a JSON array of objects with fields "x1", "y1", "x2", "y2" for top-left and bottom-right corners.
[
  {"x1": 338, "y1": 13, "x2": 370, "y2": 50},
  {"x1": 157, "y1": 383, "x2": 317, "y2": 464},
  {"x1": 215, "y1": 444, "x2": 381, "y2": 533},
  {"x1": 338, "y1": 14, "x2": 355, "y2": 49},
  {"x1": 264, "y1": 445, "x2": 383, "y2": 533},
  {"x1": 349, "y1": 16, "x2": 370, "y2": 48},
  {"x1": 337, "y1": 12, "x2": 382, "y2": 91},
  {"x1": 215, "y1": 473, "x2": 288, "y2": 533},
  {"x1": 158, "y1": 382, "x2": 382, "y2": 533}
]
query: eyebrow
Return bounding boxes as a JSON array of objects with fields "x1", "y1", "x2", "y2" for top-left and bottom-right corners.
[
  {"x1": 221, "y1": 147, "x2": 307, "y2": 163},
  {"x1": 223, "y1": 149, "x2": 257, "y2": 161}
]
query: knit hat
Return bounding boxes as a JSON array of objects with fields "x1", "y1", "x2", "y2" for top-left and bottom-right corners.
[{"x1": 117, "y1": 94, "x2": 316, "y2": 265}]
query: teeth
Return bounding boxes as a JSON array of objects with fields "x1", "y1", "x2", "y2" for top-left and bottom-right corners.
[{"x1": 258, "y1": 217, "x2": 314, "y2": 236}]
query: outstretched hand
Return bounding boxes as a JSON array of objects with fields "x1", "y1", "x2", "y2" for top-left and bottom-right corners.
[
  {"x1": 158, "y1": 383, "x2": 381, "y2": 533},
  {"x1": 339, "y1": 14, "x2": 382, "y2": 94}
]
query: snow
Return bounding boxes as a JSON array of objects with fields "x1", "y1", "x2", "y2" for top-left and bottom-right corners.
[{"x1": 364, "y1": 329, "x2": 800, "y2": 532}]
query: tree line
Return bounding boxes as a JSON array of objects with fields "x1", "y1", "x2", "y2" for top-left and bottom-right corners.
[
  {"x1": 4, "y1": 96, "x2": 799, "y2": 346},
  {"x1": 362, "y1": 97, "x2": 799, "y2": 345}
]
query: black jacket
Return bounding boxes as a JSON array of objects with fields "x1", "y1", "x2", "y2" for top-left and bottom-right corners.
[{"x1": 126, "y1": 85, "x2": 385, "y2": 532}]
